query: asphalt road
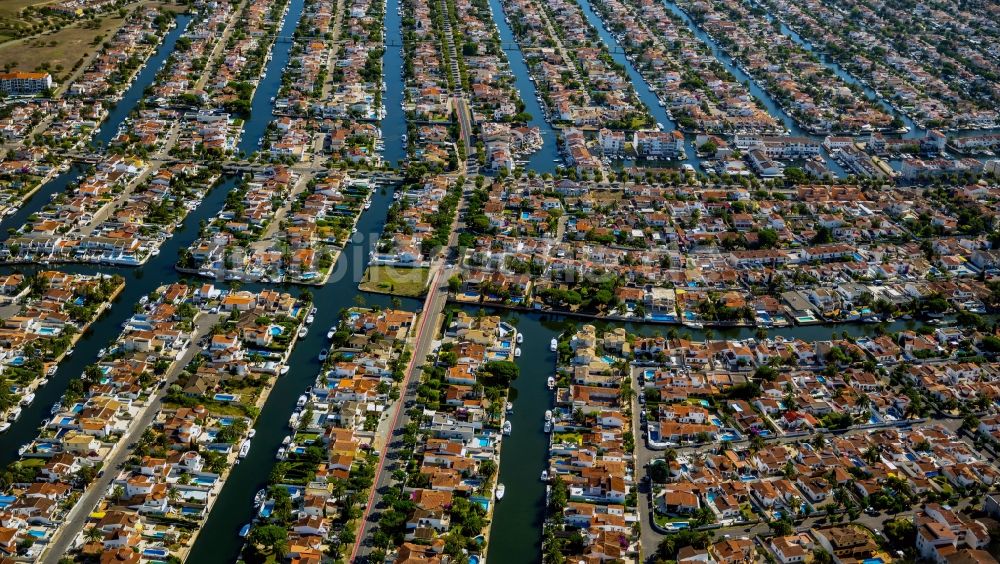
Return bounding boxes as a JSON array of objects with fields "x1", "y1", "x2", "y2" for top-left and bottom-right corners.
[{"x1": 42, "y1": 312, "x2": 221, "y2": 563}]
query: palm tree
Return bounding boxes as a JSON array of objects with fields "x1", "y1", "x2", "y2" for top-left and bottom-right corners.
[{"x1": 84, "y1": 526, "x2": 104, "y2": 543}]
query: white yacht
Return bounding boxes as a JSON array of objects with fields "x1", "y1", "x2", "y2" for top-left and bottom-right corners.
[
  {"x1": 514, "y1": 347, "x2": 521, "y2": 357},
  {"x1": 495, "y1": 483, "x2": 505, "y2": 500},
  {"x1": 253, "y1": 489, "x2": 266, "y2": 507},
  {"x1": 305, "y1": 313, "x2": 315, "y2": 325},
  {"x1": 502, "y1": 420, "x2": 512, "y2": 435},
  {"x1": 247, "y1": 428, "x2": 256, "y2": 439},
  {"x1": 238, "y1": 440, "x2": 251, "y2": 459},
  {"x1": 547, "y1": 376, "x2": 556, "y2": 390},
  {"x1": 549, "y1": 338, "x2": 557, "y2": 352},
  {"x1": 21, "y1": 392, "x2": 35, "y2": 406},
  {"x1": 544, "y1": 420, "x2": 552, "y2": 433},
  {"x1": 544, "y1": 410, "x2": 552, "y2": 422},
  {"x1": 275, "y1": 447, "x2": 286, "y2": 461},
  {"x1": 296, "y1": 395, "x2": 308, "y2": 408},
  {"x1": 327, "y1": 327, "x2": 336, "y2": 340},
  {"x1": 283, "y1": 435, "x2": 292, "y2": 445},
  {"x1": 0, "y1": 422, "x2": 9, "y2": 433},
  {"x1": 540, "y1": 470, "x2": 549, "y2": 482},
  {"x1": 516, "y1": 332, "x2": 523, "y2": 343},
  {"x1": 297, "y1": 326, "x2": 308, "y2": 338}
]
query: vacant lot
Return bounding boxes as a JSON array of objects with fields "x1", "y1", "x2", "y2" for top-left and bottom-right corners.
[
  {"x1": 360, "y1": 265, "x2": 431, "y2": 297},
  {"x1": 0, "y1": 1, "x2": 181, "y2": 84},
  {"x1": 0, "y1": 14, "x2": 124, "y2": 81}
]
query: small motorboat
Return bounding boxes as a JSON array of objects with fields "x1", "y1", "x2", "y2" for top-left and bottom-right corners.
[
  {"x1": 238, "y1": 440, "x2": 251, "y2": 459},
  {"x1": 297, "y1": 326, "x2": 308, "y2": 338},
  {"x1": 21, "y1": 392, "x2": 35, "y2": 406},
  {"x1": 282, "y1": 435, "x2": 292, "y2": 445},
  {"x1": 253, "y1": 489, "x2": 266, "y2": 507},
  {"x1": 502, "y1": 420, "x2": 512, "y2": 435},
  {"x1": 0, "y1": 422, "x2": 9, "y2": 433},
  {"x1": 275, "y1": 447, "x2": 286, "y2": 461},
  {"x1": 296, "y1": 395, "x2": 307, "y2": 408},
  {"x1": 65, "y1": 348, "x2": 74, "y2": 356},
  {"x1": 98, "y1": 348, "x2": 107, "y2": 357},
  {"x1": 514, "y1": 347, "x2": 521, "y2": 357},
  {"x1": 549, "y1": 338, "x2": 557, "y2": 352},
  {"x1": 505, "y1": 402, "x2": 513, "y2": 413},
  {"x1": 544, "y1": 421, "x2": 552, "y2": 433},
  {"x1": 544, "y1": 410, "x2": 552, "y2": 422},
  {"x1": 18, "y1": 444, "x2": 30, "y2": 456},
  {"x1": 495, "y1": 483, "x2": 505, "y2": 500},
  {"x1": 319, "y1": 349, "x2": 328, "y2": 361},
  {"x1": 247, "y1": 428, "x2": 256, "y2": 439},
  {"x1": 280, "y1": 366, "x2": 290, "y2": 375},
  {"x1": 516, "y1": 333, "x2": 523, "y2": 343},
  {"x1": 305, "y1": 313, "x2": 315, "y2": 325},
  {"x1": 540, "y1": 470, "x2": 549, "y2": 482},
  {"x1": 326, "y1": 327, "x2": 336, "y2": 340},
  {"x1": 50, "y1": 403, "x2": 61, "y2": 415},
  {"x1": 239, "y1": 523, "x2": 251, "y2": 538},
  {"x1": 288, "y1": 414, "x2": 299, "y2": 429},
  {"x1": 547, "y1": 376, "x2": 555, "y2": 390}
]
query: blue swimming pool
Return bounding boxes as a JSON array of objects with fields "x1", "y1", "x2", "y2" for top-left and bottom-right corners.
[
  {"x1": 143, "y1": 548, "x2": 169, "y2": 558},
  {"x1": 269, "y1": 326, "x2": 283, "y2": 336},
  {"x1": 213, "y1": 393, "x2": 238, "y2": 402},
  {"x1": 37, "y1": 327, "x2": 58, "y2": 336}
]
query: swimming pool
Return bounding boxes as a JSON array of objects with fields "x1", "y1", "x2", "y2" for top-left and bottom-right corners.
[
  {"x1": 269, "y1": 325, "x2": 283, "y2": 336},
  {"x1": 143, "y1": 548, "x2": 169, "y2": 558},
  {"x1": 213, "y1": 393, "x2": 239, "y2": 402},
  {"x1": 37, "y1": 327, "x2": 59, "y2": 336},
  {"x1": 476, "y1": 437, "x2": 490, "y2": 448}
]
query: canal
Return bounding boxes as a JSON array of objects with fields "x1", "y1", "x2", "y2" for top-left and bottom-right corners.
[
  {"x1": 656, "y1": 0, "x2": 848, "y2": 176},
  {"x1": 477, "y1": 303, "x2": 978, "y2": 563},
  {"x1": 93, "y1": 14, "x2": 194, "y2": 147},
  {"x1": 486, "y1": 0, "x2": 561, "y2": 172},
  {"x1": 382, "y1": 0, "x2": 407, "y2": 166},
  {"x1": 0, "y1": 13, "x2": 193, "y2": 240},
  {"x1": 486, "y1": 311, "x2": 558, "y2": 564},
  {"x1": 237, "y1": 0, "x2": 307, "y2": 156}
]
